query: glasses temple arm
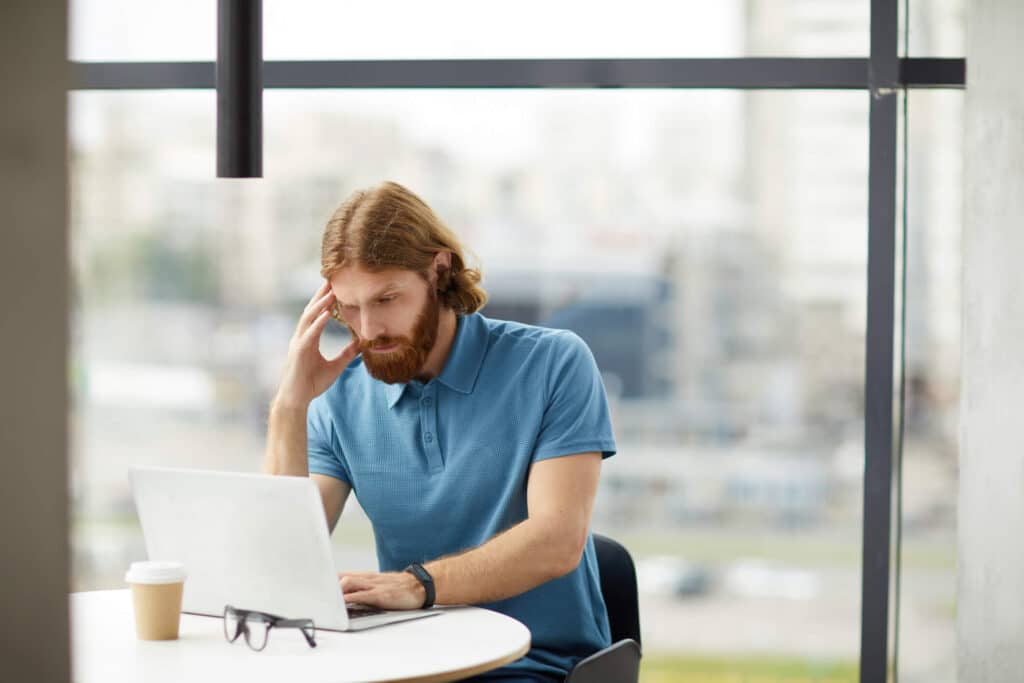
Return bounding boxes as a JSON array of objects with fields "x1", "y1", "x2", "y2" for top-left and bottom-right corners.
[{"x1": 275, "y1": 619, "x2": 317, "y2": 647}]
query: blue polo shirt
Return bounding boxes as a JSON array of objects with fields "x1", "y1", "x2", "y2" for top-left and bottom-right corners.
[{"x1": 307, "y1": 312, "x2": 617, "y2": 680}]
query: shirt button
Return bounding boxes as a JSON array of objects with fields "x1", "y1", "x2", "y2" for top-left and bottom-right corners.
[
  {"x1": 424, "y1": 432, "x2": 434, "y2": 443},
  {"x1": 422, "y1": 397, "x2": 433, "y2": 407}
]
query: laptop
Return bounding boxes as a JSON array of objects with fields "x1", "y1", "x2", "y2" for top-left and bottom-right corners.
[{"x1": 128, "y1": 465, "x2": 441, "y2": 631}]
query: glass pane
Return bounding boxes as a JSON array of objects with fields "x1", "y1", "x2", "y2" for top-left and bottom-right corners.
[
  {"x1": 70, "y1": 88, "x2": 867, "y2": 679},
  {"x1": 70, "y1": 0, "x2": 216, "y2": 61},
  {"x1": 70, "y1": 0, "x2": 869, "y2": 61},
  {"x1": 896, "y1": 89, "x2": 962, "y2": 683},
  {"x1": 907, "y1": 0, "x2": 965, "y2": 57}
]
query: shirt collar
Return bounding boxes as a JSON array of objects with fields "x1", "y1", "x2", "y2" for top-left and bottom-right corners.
[
  {"x1": 383, "y1": 313, "x2": 488, "y2": 409},
  {"x1": 437, "y1": 312, "x2": 488, "y2": 395}
]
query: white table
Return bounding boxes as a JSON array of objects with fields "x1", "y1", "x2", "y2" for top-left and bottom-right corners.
[{"x1": 71, "y1": 590, "x2": 531, "y2": 683}]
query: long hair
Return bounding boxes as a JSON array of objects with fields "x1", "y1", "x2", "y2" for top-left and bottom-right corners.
[{"x1": 321, "y1": 181, "x2": 488, "y2": 316}]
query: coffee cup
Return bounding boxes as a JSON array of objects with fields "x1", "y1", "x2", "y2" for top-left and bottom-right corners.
[{"x1": 125, "y1": 561, "x2": 187, "y2": 640}]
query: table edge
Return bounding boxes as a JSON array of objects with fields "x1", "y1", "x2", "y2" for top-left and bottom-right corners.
[
  {"x1": 375, "y1": 639, "x2": 532, "y2": 683},
  {"x1": 71, "y1": 589, "x2": 533, "y2": 683}
]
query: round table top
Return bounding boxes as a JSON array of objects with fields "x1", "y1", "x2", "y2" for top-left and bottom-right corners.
[{"x1": 71, "y1": 590, "x2": 531, "y2": 683}]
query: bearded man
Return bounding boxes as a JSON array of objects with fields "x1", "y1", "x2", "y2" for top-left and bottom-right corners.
[{"x1": 263, "y1": 181, "x2": 617, "y2": 682}]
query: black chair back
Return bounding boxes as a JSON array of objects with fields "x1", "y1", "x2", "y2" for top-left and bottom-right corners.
[
  {"x1": 592, "y1": 533, "x2": 641, "y2": 647},
  {"x1": 564, "y1": 639, "x2": 641, "y2": 683}
]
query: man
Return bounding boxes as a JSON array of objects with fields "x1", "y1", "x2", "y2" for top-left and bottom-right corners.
[{"x1": 263, "y1": 181, "x2": 617, "y2": 681}]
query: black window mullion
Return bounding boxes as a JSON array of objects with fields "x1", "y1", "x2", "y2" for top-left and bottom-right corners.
[
  {"x1": 69, "y1": 57, "x2": 964, "y2": 91},
  {"x1": 861, "y1": 0, "x2": 900, "y2": 681}
]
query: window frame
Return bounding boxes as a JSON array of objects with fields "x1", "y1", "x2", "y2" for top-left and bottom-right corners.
[{"x1": 70, "y1": 1, "x2": 965, "y2": 679}]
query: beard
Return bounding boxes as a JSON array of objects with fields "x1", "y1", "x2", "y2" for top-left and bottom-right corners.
[{"x1": 355, "y1": 288, "x2": 440, "y2": 384}]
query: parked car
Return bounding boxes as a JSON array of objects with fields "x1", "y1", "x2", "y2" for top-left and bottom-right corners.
[{"x1": 636, "y1": 555, "x2": 712, "y2": 598}]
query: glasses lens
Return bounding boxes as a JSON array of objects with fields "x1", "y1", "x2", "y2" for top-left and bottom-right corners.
[
  {"x1": 224, "y1": 608, "x2": 241, "y2": 643},
  {"x1": 244, "y1": 615, "x2": 271, "y2": 651}
]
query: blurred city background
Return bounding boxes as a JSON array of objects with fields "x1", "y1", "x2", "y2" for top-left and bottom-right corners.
[{"x1": 69, "y1": 1, "x2": 963, "y2": 681}]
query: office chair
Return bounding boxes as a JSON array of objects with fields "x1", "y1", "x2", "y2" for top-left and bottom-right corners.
[{"x1": 564, "y1": 534, "x2": 642, "y2": 683}]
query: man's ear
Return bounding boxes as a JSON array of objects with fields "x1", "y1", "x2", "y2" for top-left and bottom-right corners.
[
  {"x1": 433, "y1": 251, "x2": 452, "y2": 272},
  {"x1": 432, "y1": 251, "x2": 452, "y2": 286}
]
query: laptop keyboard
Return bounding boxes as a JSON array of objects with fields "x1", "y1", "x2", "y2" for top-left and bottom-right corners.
[{"x1": 347, "y1": 603, "x2": 387, "y2": 619}]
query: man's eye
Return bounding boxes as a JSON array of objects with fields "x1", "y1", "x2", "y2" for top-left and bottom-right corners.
[{"x1": 378, "y1": 296, "x2": 396, "y2": 304}]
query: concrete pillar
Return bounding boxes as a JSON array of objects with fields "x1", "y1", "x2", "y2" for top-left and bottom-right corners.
[
  {"x1": 0, "y1": 1, "x2": 70, "y2": 681},
  {"x1": 958, "y1": 1, "x2": 1024, "y2": 681}
]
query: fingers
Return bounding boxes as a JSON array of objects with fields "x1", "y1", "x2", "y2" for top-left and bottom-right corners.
[
  {"x1": 338, "y1": 572, "x2": 423, "y2": 610},
  {"x1": 340, "y1": 584, "x2": 401, "y2": 610},
  {"x1": 298, "y1": 290, "x2": 336, "y2": 335},
  {"x1": 344, "y1": 592, "x2": 388, "y2": 609},
  {"x1": 339, "y1": 573, "x2": 376, "y2": 595},
  {"x1": 301, "y1": 308, "x2": 332, "y2": 347},
  {"x1": 338, "y1": 575, "x2": 358, "y2": 592}
]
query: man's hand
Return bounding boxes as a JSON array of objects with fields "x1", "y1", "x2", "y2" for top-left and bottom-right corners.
[
  {"x1": 275, "y1": 280, "x2": 359, "y2": 408},
  {"x1": 338, "y1": 571, "x2": 427, "y2": 610}
]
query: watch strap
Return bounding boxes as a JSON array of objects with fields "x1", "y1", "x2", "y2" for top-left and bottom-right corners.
[{"x1": 403, "y1": 562, "x2": 435, "y2": 609}]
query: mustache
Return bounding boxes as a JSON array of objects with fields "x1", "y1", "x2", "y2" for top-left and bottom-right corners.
[{"x1": 357, "y1": 335, "x2": 411, "y2": 353}]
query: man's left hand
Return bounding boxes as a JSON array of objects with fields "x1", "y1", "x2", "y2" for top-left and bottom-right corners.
[{"x1": 338, "y1": 571, "x2": 427, "y2": 610}]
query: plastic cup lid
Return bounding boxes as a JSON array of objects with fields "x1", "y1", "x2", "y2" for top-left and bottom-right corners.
[{"x1": 125, "y1": 561, "x2": 187, "y2": 585}]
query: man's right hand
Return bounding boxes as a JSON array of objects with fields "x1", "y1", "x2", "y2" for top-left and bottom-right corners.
[{"x1": 274, "y1": 280, "x2": 359, "y2": 408}]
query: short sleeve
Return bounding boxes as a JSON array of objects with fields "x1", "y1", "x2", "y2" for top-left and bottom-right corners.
[
  {"x1": 307, "y1": 396, "x2": 352, "y2": 485},
  {"x1": 532, "y1": 331, "x2": 617, "y2": 463}
]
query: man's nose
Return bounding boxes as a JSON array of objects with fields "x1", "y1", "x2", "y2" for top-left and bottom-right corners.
[{"x1": 360, "y1": 310, "x2": 385, "y2": 341}]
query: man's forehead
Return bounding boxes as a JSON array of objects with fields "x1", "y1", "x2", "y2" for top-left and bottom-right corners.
[{"x1": 329, "y1": 267, "x2": 417, "y2": 303}]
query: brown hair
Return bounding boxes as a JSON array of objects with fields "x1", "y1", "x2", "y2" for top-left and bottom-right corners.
[{"x1": 321, "y1": 181, "x2": 487, "y2": 315}]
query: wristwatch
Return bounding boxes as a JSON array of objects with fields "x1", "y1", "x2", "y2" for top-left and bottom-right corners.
[{"x1": 403, "y1": 562, "x2": 436, "y2": 608}]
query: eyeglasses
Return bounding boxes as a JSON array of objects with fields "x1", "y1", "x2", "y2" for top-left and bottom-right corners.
[{"x1": 223, "y1": 605, "x2": 317, "y2": 651}]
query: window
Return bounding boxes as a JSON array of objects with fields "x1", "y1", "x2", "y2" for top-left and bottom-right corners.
[
  {"x1": 69, "y1": 1, "x2": 966, "y2": 680},
  {"x1": 71, "y1": 86, "x2": 869, "y2": 676}
]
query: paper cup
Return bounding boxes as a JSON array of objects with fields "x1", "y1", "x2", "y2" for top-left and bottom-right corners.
[{"x1": 125, "y1": 561, "x2": 187, "y2": 640}]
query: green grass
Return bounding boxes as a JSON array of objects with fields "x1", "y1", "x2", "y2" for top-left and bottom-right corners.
[{"x1": 641, "y1": 654, "x2": 857, "y2": 683}]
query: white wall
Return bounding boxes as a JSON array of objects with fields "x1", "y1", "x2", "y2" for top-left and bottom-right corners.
[{"x1": 959, "y1": 0, "x2": 1024, "y2": 681}]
